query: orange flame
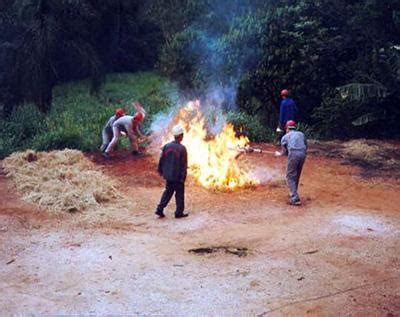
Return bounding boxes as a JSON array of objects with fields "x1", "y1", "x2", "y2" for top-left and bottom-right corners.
[{"x1": 164, "y1": 100, "x2": 259, "y2": 191}]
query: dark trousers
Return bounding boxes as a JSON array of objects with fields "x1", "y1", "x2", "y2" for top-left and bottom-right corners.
[{"x1": 157, "y1": 181, "x2": 185, "y2": 215}]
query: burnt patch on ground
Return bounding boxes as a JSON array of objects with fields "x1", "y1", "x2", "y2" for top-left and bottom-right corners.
[{"x1": 189, "y1": 246, "x2": 249, "y2": 257}]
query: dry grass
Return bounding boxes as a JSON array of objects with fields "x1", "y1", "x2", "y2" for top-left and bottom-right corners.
[
  {"x1": 308, "y1": 139, "x2": 400, "y2": 178},
  {"x1": 342, "y1": 139, "x2": 400, "y2": 167},
  {"x1": 339, "y1": 139, "x2": 400, "y2": 177},
  {"x1": 342, "y1": 139, "x2": 384, "y2": 161},
  {"x1": 2, "y1": 149, "x2": 127, "y2": 214}
]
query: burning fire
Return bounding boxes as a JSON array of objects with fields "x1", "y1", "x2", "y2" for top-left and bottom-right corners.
[{"x1": 162, "y1": 100, "x2": 259, "y2": 191}]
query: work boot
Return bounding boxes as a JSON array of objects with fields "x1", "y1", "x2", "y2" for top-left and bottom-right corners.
[
  {"x1": 155, "y1": 210, "x2": 165, "y2": 218},
  {"x1": 289, "y1": 198, "x2": 302, "y2": 206},
  {"x1": 175, "y1": 212, "x2": 189, "y2": 219},
  {"x1": 102, "y1": 152, "x2": 110, "y2": 159}
]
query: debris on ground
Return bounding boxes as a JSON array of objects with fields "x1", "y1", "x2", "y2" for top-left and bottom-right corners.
[
  {"x1": 2, "y1": 149, "x2": 125, "y2": 213},
  {"x1": 309, "y1": 139, "x2": 400, "y2": 178},
  {"x1": 303, "y1": 249, "x2": 319, "y2": 255}
]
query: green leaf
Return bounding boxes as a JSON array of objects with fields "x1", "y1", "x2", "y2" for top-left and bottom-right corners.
[{"x1": 352, "y1": 112, "x2": 382, "y2": 126}]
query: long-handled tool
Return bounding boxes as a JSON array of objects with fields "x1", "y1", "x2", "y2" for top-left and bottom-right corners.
[
  {"x1": 230, "y1": 144, "x2": 317, "y2": 159},
  {"x1": 228, "y1": 145, "x2": 276, "y2": 159}
]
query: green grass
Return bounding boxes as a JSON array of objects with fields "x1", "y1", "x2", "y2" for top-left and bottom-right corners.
[
  {"x1": 0, "y1": 72, "x2": 179, "y2": 158},
  {"x1": 0, "y1": 71, "x2": 281, "y2": 159}
]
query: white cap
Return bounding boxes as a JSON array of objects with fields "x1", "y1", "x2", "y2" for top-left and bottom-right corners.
[{"x1": 172, "y1": 124, "x2": 184, "y2": 136}]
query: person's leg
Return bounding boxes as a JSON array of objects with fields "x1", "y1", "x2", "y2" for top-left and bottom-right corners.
[
  {"x1": 156, "y1": 181, "x2": 175, "y2": 217},
  {"x1": 105, "y1": 126, "x2": 120, "y2": 154},
  {"x1": 287, "y1": 154, "x2": 300, "y2": 203},
  {"x1": 100, "y1": 128, "x2": 111, "y2": 152},
  {"x1": 295, "y1": 155, "x2": 306, "y2": 189},
  {"x1": 174, "y1": 182, "x2": 186, "y2": 216}
]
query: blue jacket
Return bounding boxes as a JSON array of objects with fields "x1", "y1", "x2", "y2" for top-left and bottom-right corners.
[{"x1": 279, "y1": 97, "x2": 297, "y2": 127}]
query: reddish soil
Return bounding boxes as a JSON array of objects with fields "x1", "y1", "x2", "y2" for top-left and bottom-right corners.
[{"x1": 1, "y1": 144, "x2": 399, "y2": 315}]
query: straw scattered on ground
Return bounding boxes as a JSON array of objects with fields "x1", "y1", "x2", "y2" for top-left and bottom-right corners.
[
  {"x1": 342, "y1": 139, "x2": 400, "y2": 170},
  {"x1": 2, "y1": 149, "x2": 126, "y2": 214},
  {"x1": 309, "y1": 139, "x2": 400, "y2": 178},
  {"x1": 343, "y1": 139, "x2": 388, "y2": 160}
]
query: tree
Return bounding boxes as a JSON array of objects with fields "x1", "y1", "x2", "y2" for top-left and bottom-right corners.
[
  {"x1": 8, "y1": 0, "x2": 106, "y2": 112},
  {"x1": 1, "y1": 0, "x2": 162, "y2": 114}
]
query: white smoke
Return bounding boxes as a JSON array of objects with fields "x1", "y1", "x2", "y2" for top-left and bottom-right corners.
[
  {"x1": 149, "y1": 108, "x2": 177, "y2": 154},
  {"x1": 248, "y1": 166, "x2": 282, "y2": 185},
  {"x1": 149, "y1": 83, "x2": 238, "y2": 145}
]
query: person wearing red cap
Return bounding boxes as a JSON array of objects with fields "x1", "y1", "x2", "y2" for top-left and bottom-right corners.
[
  {"x1": 103, "y1": 110, "x2": 145, "y2": 158},
  {"x1": 277, "y1": 89, "x2": 297, "y2": 145},
  {"x1": 275, "y1": 120, "x2": 307, "y2": 205},
  {"x1": 100, "y1": 108, "x2": 125, "y2": 153}
]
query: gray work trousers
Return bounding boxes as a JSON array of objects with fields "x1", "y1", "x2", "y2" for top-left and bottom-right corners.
[
  {"x1": 105, "y1": 126, "x2": 138, "y2": 153},
  {"x1": 287, "y1": 151, "x2": 306, "y2": 201},
  {"x1": 100, "y1": 128, "x2": 112, "y2": 152}
]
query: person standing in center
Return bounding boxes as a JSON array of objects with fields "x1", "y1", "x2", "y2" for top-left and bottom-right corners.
[{"x1": 155, "y1": 124, "x2": 189, "y2": 219}]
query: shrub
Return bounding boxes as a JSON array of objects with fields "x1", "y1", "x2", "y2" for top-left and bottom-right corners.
[
  {"x1": 0, "y1": 104, "x2": 48, "y2": 157},
  {"x1": 32, "y1": 129, "x2": 84, "y2": 151},
  {"x1": 227, "y1": 111, "x2": 275, "y2": 142}
]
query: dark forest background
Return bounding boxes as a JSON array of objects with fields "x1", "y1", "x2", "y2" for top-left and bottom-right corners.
[{"x1": 1, "y1": 0, "x2": 400, "y2": 152}]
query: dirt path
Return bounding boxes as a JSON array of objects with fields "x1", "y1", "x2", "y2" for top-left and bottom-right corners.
[{"x1": 1, "y1": 145, "x2": 400, "y2": 315}]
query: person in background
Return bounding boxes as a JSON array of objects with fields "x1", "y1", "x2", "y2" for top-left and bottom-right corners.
[
  {"x1": 102, "y1": 111, "x2": 145, "y2": 158},
  {"x1": 100, "y1": 108, "x2": 125, "y2": 153},
  {"x1": 275, "y1": 120, "x2": 307, "y2": 206},
  {"x1": 276, "y1": 89, "x2": 297, "y2": 145},
  {"x1": 155, "y1": 124, "x2": 189, "y2": 219}
]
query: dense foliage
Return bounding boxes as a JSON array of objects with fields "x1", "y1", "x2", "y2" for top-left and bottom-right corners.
[
  {"x1": 0, "y1": 73, "x2": 178, "y2": 158},
  {"x1": 155, "y1": 0, "x2": 400, "y2": 138},
  {"x1": 1, "y1": 0, "x2": 400, "y2": 142}
]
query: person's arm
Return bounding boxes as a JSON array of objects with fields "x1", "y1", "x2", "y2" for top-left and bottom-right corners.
[
  {"x1": 134, "y1": 124, "x2": 144, "y2": 138},
  {"x1": 125, "y1": 120, "x2": 140, "y2": 140},
  {"x1": 281, "y1": 141, "x2": 288, "y2": 156},
  {"x1": 126, "y1": 124, "x2": 136, "y2": 140},
  {"x1": 275, "y1": 135, "x2": 288, "y2": 156},
  {"x1": 180, "y1": 146, "x2": 188, "y2": 182}
]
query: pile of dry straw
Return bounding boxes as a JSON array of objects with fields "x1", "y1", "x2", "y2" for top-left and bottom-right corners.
[
  {"x1": 3, "y1": 149, "x2": 124, "y2": 213},
  {"x1": 343, "y1": 139, "x2": 399, "y2": 167}
]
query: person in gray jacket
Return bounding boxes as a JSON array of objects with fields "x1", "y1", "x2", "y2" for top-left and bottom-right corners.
[
  {"x1": 275, "y1": 120, "x2": 307, "y2": 205},
  {"x1": 100, "y1": 108, "x2": 125, "y2": 152},
  {"x1": 155, "y1": 124, "x2": 189, "y2": 219},
  {"x1": 103, "y1": 111, "x2": 145, "y2": 158}
]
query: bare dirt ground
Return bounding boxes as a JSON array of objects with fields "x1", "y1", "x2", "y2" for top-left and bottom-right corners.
[{"x1": 1, "y1": 143, "x2": 400, "y2": 316}]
